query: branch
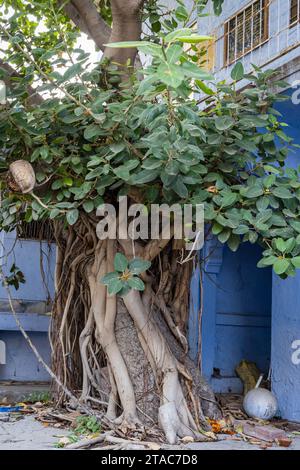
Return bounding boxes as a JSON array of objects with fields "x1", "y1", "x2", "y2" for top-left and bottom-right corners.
[
  {"x1": 103, "y1": 0, "x2": 145, "y2": 66},
  {"x1": 0, "y1": 265, "x2": 95, "y2": 417},
  {"x1": 0, "y1": 58, "x2": 43, "y2": 106},
  {"x1": 144, "y1": 227, "x2": 174, "y2": 262},
  {"x1": 61, "y1": 0, "x2": 111, "y2": 51}
]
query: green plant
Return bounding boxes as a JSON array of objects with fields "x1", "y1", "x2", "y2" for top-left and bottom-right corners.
[
  {"x1": 0, "y1": 0, "x2": 299, "y2": 445},
  {"x1": 74, "y1": 416, "x2": 101, "y2": 435},
  {"x1": 22, "y1": 391, "x2": 52, "y2": 404},
  {"x1": 2, "y1": 264, "x2": 25, "y2": 290},
  {"x1": 101, "y1": 254, "x2": 151, "y2": 296}
]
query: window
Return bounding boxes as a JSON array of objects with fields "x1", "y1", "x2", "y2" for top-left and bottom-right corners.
[
  {"x1": 17, "y1": 221, "x2": 54, "y2": 242},
  {"x1": 224, "y1": 0, "x2": 269, "y2": 66},
  {"x1": 184, "y1": 22, "x2": 216, "y2": 72},
  {"x1": 199, "y1": 39, "x2": 216, "y2": 72},
  {"x1": 291, "y1": 0, "x2": 300, "y2": 24}
]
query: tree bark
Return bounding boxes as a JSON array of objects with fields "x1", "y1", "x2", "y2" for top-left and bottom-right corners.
[
  {"x1": 46, "y1": 0, "x2": 222, "y2": 444},
  {"x1": 0, "y1": 59, "x2": 43, "y2": 106},
  {"x1": 51, "y1": 215, "x2": 221, "y2": 444},
  {"x1": 103, "y1": 0, "x2": 145, "y2": 66},
  {"x1": 61, "y1": 0, "x2": 111, "y2": 51}
]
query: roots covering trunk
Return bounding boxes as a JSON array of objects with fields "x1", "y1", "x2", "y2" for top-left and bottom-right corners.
[{"x1": 51, "y1": 213, "x2": 220, "y2": 444}]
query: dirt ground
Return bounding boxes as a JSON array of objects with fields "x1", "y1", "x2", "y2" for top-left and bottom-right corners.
[{"x1": 1, "y1": 415, "x2": 300, "y2": 450}]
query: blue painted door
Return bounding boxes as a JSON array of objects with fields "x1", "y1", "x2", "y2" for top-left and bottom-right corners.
[
  {"x1": 213, "y1": 244, "x2": 272, "y2": 392},
  {"x1": 190, "y1": 241, "x2": 272, "y2": 393}
]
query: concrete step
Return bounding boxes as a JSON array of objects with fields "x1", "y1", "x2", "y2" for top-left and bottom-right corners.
[{"x1": 0, "y1": 381, "x2": 50, "y2": 404}]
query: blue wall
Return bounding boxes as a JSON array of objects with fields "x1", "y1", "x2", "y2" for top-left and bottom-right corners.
[
  {"x1": 192, "y1": 86, "x2": 300, "y2": 420},
  {"x1": 0, "y1": 234, "x2": 54, "y2": 382},
  {"x1": 270, "y1": 88, "x2": 300, "y2": 421},
  {"x1": 214, "y1": 244, "x2": 272, "y2": 391},
  {"x1": 190, "y1": 239, "x2": 272, "y2": 394},
  {"x1": 272, "y1": 273, "x2": 300, "y2": 422}
]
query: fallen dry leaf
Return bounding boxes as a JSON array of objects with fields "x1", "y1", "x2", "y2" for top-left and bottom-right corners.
[
  {"x1": 181, "y1": 436, "x2": 194, "y2": 444},
  {"x1": 208, "y1": 418, "x2": 235, "y2": 435},
  {"x1": 277, "y1": 438, "x2": 292, "y2": 448},
  {"x1": 58, "y1": 437, "x2": 71, "y2": 446},
  {"x1": 260, "y1": 443, "x2": 273, "y2": 450},
  {"x1": 147, "y1": 442, "x2": 161, "y2": 450}
]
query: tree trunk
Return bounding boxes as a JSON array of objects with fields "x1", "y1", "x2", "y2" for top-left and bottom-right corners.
[
  {"x1": 49, "y1": 1, "x2": 221, "y2": 444},
  {"x1": 50, "y1": 214, "x2": 221, "y2": 444}
]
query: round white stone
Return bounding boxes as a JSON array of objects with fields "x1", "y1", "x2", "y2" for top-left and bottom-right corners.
[{"x1": 243, "y1": 388, "x2": 278, "y2": 420}]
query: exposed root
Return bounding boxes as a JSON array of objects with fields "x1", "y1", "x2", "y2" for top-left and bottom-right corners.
[{"x1": 50, "y1": 213, "x2": 220, "y2": 444}]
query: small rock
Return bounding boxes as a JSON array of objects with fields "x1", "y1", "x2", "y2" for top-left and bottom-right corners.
[
  {"x1": 277, "y1": 438, "x2": 292, "y2": 448},
  {"x1": 0, "y1": 413, "x2": 10, "y2": 422},
  {"x1": 242, "y1": 423, "x2": 287, "y2": 442},
  {"x1": 58, "y1": 437, "x2": 71, "y2": 446},
  {"x1": 181, "y1": 436, "x2": 194, "y2": 443}
]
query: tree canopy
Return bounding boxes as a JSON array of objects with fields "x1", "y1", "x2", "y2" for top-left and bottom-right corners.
[
  {"x1": 0, "y1": 1, "x2": 299, "y2": 280},
  {"x1": 1, "y1": 0, "x2": 300, "y2": 445}
]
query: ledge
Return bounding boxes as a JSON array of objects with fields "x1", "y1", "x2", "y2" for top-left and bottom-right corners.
[{"x1": 0, "y1": 312, "x2": 50, "y2": 332}]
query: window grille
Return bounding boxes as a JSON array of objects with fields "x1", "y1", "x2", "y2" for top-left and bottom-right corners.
[
  {"x1": 291, "y1": 0, "x2": 300, "y2": 24},
  {"x1": 17, "y1": 221, "x2": 54, "y2": 242},
  {"x1": 224, "y1": 0, "x2": 269, "y2": 65}
]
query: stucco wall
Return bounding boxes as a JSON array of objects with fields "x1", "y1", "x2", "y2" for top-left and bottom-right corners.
[
  {"x1": 198, "y1": 0, "x2": 300, "y2": 87},
  {"x1": 0, "y1": 233, "x2": 54, "y2": 381}
]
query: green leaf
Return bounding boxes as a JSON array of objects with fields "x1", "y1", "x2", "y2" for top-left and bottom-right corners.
[
  {"x1": 114, "y1": 253, "x2": 128, "y2": 272},
  {"x1": 215, "y1": 116, "x2": 235, "y2": 131},
  {"x1": 290, "y1": 220, "x2": 300, "y2": 233},
  {"x1": 133, "y1": 169, "x2": 159, "y2": 185},
  {"x1": 175, "y1": 5, "x2": 189, "y2": 21},
  {"x1": 52, "y1": 180, "x2": 63, "y2": 190},
  {"x1": 156, "y1": 62, "x2": 185, "y2": 88},
  {"x1": 63, "y1": 63, "x2": 82, "y2": 81},
  {"x1": 274, "y1": 258, "x2": 290, "y2": 275},
  {"x1": 231, "y1": 62, "x2": 244, "y2": 81},
  {"x1": 83, "y1": 200, "x2": 94, "y2": 213},
  {"x1": 176, "y1": 34, "x2": 213, "y2": 44},
  {"x1": 227, "y1": 234, "x2": 240, "y2": 252},
  {"x1": 66, "y1": 209, "x2": 79, "y2": 226},
  {"x1": 257, "y1": 256, "x2": 277, "y2": 268},
  {"x1": 166, "y1": 44, "x2": 183, "y2": 63},
  {"x1": 101, "y1": 272, "x2": 120, "y2": 285},
  {"x1": 291, "y1": 257, "x2": 300, "y2": 268},
  {"x1": 244, "y1": 186, "x2": 264, "y2": 198},
  {"x1": 218, "y1": 229, "x2": 231, "y2": 243},
  {"x1": 165, "y1": 28, "x2": 212, "y2": 45},
  {"x1": 212, "y1": 222, "x2": 223, "y2": 235},
  {"x1": 63, "y1": 177, "x2": 73, "y2": 187},
  {"x1": 40, "y1": 146, "x2": 49, "y2": 159},
  {"x1": 107, "y1": 279, "x2": 124, "y2": 295},
  {"x1": 275, "y1": 238, "x2": 287, "y2": 253},
  {"x1": 84, "y1": 124, "x2": 102, "y2": 140},
  {"x1": 129, "y1": 258, "x2": 151, "y2": 275},
  {"x1": 248, "y1": 232, "x2": 258, "y2": 244},
  {"x1": 273, "y1": 187, "x2": 294, "y2": 199},
  {"x1": 221, "y1": 192, "x2": 237, "y2": 208},
  {"x1": 264, "y1": 175, "x2": 276, "y2": 188},
  {"x1": 234, "y1": 225, "x2": 249, "y2": 235},
  {"x1": 104, "y1": 40, "x2": 154, "y2": 48},
  {"x1": 165, "y1": 28, "x2": 193, "y2": 43},
  {"x1": 195, "y1": 80, "x2": 215, "y2": 95},
  {"x1": 128, "y1": 276, "x2": 145, "y2": 291},
  {"x1": 181, "y1": 61, "x2": 213, "y2": 80},
  {"x1": 49, "y1": 208, "x2": 60, "y2": 219},
  {"x1": 172, "y1": 176, "x2": 188, "y2": 198},
  {"x1": 212, "y1": 0, "x2": 224, "y2": 15}
]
